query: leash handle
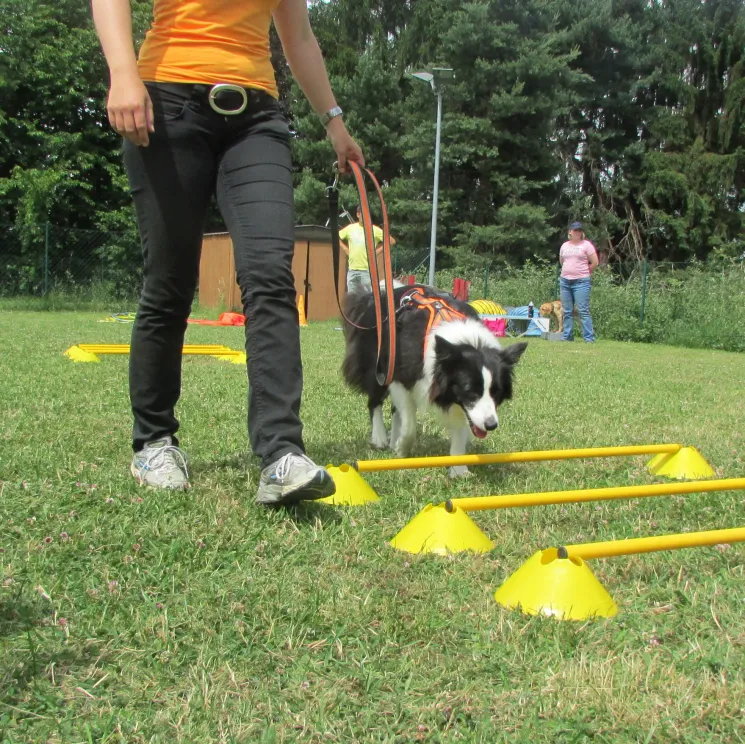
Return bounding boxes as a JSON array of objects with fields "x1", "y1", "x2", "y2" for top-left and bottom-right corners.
[
  {"x1": 363, "y1": 166, "x2": 398, "y2": 387},
  {"x1": 327, "y1": 161, "x2": 397, "y2": 387},
  {"x1": 327, "y1": 174, "x2": 371, "y2": 332}
]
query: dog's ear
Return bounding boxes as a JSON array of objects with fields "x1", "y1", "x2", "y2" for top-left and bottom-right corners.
[
  {"x1": 434, "y1": 335, "x2": 462, "y2": 366},
  {"x1": 501, "y1": 342, "x2": 527, "y2": 366}
]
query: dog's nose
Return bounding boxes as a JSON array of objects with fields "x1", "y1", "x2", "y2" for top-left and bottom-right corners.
[{"x1": 484, "y1": 416, "x2": 499, "y2": 431}]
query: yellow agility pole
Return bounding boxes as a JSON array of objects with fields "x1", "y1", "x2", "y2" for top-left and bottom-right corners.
[
  {"x1": 75, "y1": 344, "x2": 238, "y2": 355},
  {"x1": 65, "y1": 344, "x2": 246, "y2": 364},
  {"x1": 495, "y1": 526, "x2": 745, "y2": 620},
  {"x1": 558, "y1": 526, "x2": 745, "y2": 561},
  {"x1": 354, "y1": 443, "x2": 682, "y2": 473},
  {"x1": 446, "y1": 477, "x2": 745, "y2": 513}
]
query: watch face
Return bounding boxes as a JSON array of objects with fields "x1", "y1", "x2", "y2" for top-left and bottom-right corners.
[{"x1": 321, "y1": 107, "x2": 342, "y2": 125}]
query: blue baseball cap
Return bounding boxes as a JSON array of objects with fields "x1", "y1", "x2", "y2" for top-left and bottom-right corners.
[{"x1": 569, "y1": 221, "x2": 584, "y2": 230}]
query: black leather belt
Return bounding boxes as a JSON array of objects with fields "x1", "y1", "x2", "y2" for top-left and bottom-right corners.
[{"x1": 148, "y1": 82, "x2": 272, "y2": 115}]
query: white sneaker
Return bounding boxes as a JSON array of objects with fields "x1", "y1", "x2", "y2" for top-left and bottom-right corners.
[
  {"x1": 256, "y1": 453, "x2": 335, "y2": 506},
  {"x1": 131, "y1": 437, "x2": 189, "y2": 490}
]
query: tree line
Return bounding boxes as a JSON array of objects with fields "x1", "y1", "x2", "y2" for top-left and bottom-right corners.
[{"x1": 1, "y1": 0, "x2": 743, "y2": 273}]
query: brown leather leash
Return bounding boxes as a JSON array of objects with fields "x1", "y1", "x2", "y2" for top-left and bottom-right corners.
[{"x1": 328, "y1": 161, "x2": 397, "y2": 387}]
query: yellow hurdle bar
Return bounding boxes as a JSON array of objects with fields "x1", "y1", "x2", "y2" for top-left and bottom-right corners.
[
  {"x1": 446, "y1": 477, "x2": 745, "y2": 513},
  {"x1": 559, "y1": 526, "x2": 745, "y2": 560},
  {"x1": 354, "y1": 443, "x2": 682, "y2": 473},
  {"x1": 77, "y1": 344, "x2": 242, "y2": 356}
]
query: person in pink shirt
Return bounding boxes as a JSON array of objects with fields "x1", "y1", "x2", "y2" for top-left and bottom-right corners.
[{"x1": 559, "y1": 221, "x2": 599, "y2": 342}]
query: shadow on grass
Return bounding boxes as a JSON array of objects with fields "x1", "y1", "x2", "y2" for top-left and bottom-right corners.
[
  {"x1": 280, "y1": 501, "x2": 345, "y2": 526},
  {"x1": 0, "y1": 593, "x2": 47, "y2": 639},
  {"x1": 1, "y1": 636, "x2": 104, "y2": 715}
]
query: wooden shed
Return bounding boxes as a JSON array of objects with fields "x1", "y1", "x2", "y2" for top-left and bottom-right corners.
[{"x1": 199, "y1": 225, "x2": 385, "y2": 322}]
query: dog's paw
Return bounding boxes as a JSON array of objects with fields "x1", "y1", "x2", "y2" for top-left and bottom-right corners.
[
  {"x1": 448, "y1": 465, "x2": 471, "y2": 479},
  {"x1": 395, "y1": 437, "x2": 415, "y2": 458},
  {"x1": 370, "y1": 432, "x2": 389, "y2": 450}
]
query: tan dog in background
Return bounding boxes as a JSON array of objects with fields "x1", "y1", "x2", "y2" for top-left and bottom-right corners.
[{"x1": 540, "y1": 300, "x2": 563, "y2": 333}]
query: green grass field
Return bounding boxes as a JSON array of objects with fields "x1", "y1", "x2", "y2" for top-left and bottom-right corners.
[{"x1": 1, "y1": 309, "x2": 744, "y2": 743}]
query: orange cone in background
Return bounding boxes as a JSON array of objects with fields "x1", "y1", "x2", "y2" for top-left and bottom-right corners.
[{"x1": 297, "y1": 295, "x2": 308, "y2": 327}]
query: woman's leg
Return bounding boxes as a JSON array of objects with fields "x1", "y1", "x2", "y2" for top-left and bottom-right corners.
[
  {"x1": 217, "y1": 103, "x2": 335, "y2": 504},
  {"x1": 215, "y1": 108, "x2": 302, "y2": 466},
  {"x1": 215, "y1": 103, "x2": 334, "y2": 504},
  {"x1": 560, "y1": 277, "x2": 575, "y2": 341},
  {"x1": 574, "y1": 278, "x2": 595, "y2": 342},
  {"x1": 124, "y1": 85, "x2": 216, "y2": 457}
]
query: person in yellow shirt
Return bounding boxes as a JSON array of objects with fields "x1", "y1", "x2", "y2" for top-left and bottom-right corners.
[
  {"x1": 91, "y1": 0, "x2": 364, "y2": 506},
  {"x1": 339, "y1": 205, "x2": 397, "y2": 292}
]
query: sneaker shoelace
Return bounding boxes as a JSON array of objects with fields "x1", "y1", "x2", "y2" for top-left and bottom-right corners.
[
  {"x1": 142, "y1": 444, "x2": 189, "y2": 478},
  {"x1": 272, "y1": 453, "x2": 314, "y2": 483}
]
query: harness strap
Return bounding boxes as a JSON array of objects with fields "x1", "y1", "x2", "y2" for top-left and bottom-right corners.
[
  {"x1": 328, "y1": 162, "x2": 397, "y2": 387},
  {"x1": 399, "y1": 287, "x2": 467, "y2": 354}
]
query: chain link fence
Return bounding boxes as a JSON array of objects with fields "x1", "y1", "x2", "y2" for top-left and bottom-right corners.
[
  {"x1": 0, "y1": 223, "x2": 142, "y2": 301},
  {"x1": 390, "y1": 245, "x2": 431, "y2": 278},
  {"x1": 434, "y1": 257, "x2": 745, "y2": 352},
  {"x1": 1, "y1": 222, "x2": 431, "y2": 302},
  {"x1": 3, "y1": 222, "x2": 743, "y2": 352}
]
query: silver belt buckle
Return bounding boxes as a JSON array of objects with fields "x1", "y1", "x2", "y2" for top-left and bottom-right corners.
[{"x1": 209, "y1": 83, "x2": 248, "y2": 115}]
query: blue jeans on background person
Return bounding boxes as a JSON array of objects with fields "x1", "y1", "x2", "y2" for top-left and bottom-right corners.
[
  {"x1": 560, "y1": 277, "x2": 595, "y2": 342},
  {"x1": 347, "y1": 269, "x2": 372, "y2": 293}
]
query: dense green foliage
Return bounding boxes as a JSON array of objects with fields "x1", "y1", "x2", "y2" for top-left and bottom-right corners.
[{"x1": 2, "y1": 0, "x2": 744, "y2": 273}]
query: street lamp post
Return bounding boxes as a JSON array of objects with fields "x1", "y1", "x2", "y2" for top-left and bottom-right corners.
[{"x1": 409, "y1": 67, "x2": 454, "y2": 287}]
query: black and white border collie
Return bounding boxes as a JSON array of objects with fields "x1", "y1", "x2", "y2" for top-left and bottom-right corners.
[{"x1": 341, "y1": 284, "x2": 527, "y2": 476}]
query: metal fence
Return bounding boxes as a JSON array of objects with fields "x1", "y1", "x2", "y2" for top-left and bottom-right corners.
[
  {"x1": 437, "y1": 257, "x2": 745, "y2": 328},
  {"x1": 0, "y1": 223, "x2": 143, "y2": 300},
  {"x1": 0, "y1": 222, "x2": 432, "y2": 301},
  {"x1": 3, "y1": 224, "x2": 742, "y2": 341},
  {"x1": 426, "y1": 257, "x2": 743, "y2": 351}
]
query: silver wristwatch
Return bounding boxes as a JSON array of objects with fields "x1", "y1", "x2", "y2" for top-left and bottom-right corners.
[{"x1": 318, "y1": 106, "x2": 343, "y2": 127}]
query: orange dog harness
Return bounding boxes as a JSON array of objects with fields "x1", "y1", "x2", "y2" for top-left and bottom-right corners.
[{"x1": 400, "y1": 288, "x2": 467, "y2": 352}]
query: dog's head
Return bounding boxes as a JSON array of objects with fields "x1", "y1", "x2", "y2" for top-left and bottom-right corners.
[
  {"x1": 539, "y1": 302, "x2": 554, "y2": 318},
  {"x1": 432, "y1": 336, "x2": 527, "y2": 439}
]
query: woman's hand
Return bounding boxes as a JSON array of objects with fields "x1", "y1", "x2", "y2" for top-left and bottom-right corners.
[
  {"x1": 107, "y1": 72, "x2": 155, "y2": 147},
  {"x1": 91, "y1": 0, "x2": 150, "y2": 143},
  {"x1": 325, "y1": 117, "x2": 364, "y2": 174}
]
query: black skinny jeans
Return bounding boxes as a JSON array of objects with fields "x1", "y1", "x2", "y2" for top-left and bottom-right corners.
[{"x1": 123, "y1": 82, "x2": 304, "y2": 468}]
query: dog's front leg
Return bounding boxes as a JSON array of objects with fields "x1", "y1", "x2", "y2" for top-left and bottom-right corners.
[
  {"x1": 448, "y1": 425, "x2": 471, "y2": 478},
  {"x1": 369, "y1": 404, "x2": 389, "y2": 450},
  {"x1": 389, "y1": 383, "x2": 416, "y2": 457},
  {"x1": 389, "y1": 404, "x2": 401, "y2": 451}
]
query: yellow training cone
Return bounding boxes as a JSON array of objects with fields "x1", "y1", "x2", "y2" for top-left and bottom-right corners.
[
  {"x1": 389, "y1": 503, "x2": 495, "y2": 555},
  {"x1": 297, "y1": 295, "x2": 308, "y2": 327},
  {"x1": 213, "y1": 352, "x2": 247, "y2": 365},
  {"x1": 318, "y1": 464, "x2": 379, "y2": 506},
  {"x1": 494, "y1": 548, "x2": 618, "y2": 620},
  {"x1": 64, "y1": 345, "x2": 100, "y2": 362},
  {"x1": 647, "y1": 446, "x2": 714, "y2": 480}
]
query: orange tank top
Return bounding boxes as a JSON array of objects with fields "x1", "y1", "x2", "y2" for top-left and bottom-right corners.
[{"x1": 137, "y1": 0, "x2": 281, "y2": 98}]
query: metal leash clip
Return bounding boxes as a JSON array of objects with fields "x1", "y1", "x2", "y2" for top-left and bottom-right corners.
[{"x1": 326, "y1": 161, "x2": 340, "y2": 193}]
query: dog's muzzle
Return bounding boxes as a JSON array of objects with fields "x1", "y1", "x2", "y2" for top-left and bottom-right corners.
[
  {"x1": 484, "y1": 416, "x2": 499, "y2": 431},
  {"x1": 208, "y1": 84, "x2": 248, "y2": 116}
]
